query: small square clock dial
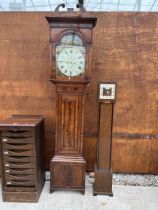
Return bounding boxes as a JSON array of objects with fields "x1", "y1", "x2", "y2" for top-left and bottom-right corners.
[{"x1": 99, "y1": 83, "x2": 116, "y2": 100}]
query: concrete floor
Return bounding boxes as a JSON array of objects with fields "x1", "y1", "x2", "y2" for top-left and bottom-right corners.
[{"x1": 0, "y1": 179, "x2": 158, "y2": 210}]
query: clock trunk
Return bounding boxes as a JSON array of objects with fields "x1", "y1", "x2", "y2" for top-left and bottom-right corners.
[{"x1": 50, "y1": 83, "x2": 87, "y2": 193}]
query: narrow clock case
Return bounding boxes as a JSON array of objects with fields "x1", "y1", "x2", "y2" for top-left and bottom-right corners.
[{"x1": 93, "y1": 88, "x2": 116, "y2": 196}]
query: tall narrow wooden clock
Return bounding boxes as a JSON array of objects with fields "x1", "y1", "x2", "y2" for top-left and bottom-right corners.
[
  {"x1": 93, "y1": 82, "x2": 116, "y2": 196},
  {"x1": 46, "y1": 11, "x2": 97, "y2": 194}
]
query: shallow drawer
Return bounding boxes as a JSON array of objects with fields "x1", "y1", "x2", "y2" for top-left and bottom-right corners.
[
  {"x1": 1, "y1": 137, "x2": 33, "y2": 144},
  {"x1": 3, "y1": 156, "x2": 34, "y2": 163},
  {"x1": 4, "y1": 186, "x2": 36, "y2": 192},
  {"x1": 4, "y1": 168, "x2": 34, "y2": 175},
  {"x1": 4, "y1": 162, "x2": 34, "y2": 168},
  {"x1": 5, "y1": 180, "x2": 35, "y2": 187},
  {"x1": 2, "y1": 143, "x2": 33, "y2": 150},
  {"x1": 3, "y1": 149, "x2": 34, "y2": 156},
  {"x1": 1, "y1": 130, "x2": 33, "y2": 138},
  {"x1": 5, "y1": 174, "x2": 35, "y2": 181}
]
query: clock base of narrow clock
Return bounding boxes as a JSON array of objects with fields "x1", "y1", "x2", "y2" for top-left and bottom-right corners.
[
  {"x1": 50, "y1": 155, "x2": 86, "y2": 194},
  {"x1": 93, "y1": 166, "x2": 113, "y2": 196}
]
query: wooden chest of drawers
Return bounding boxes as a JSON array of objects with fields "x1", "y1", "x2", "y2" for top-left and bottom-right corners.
[{"x1": 0, "y1": 115, "x2": 45, "y2": 202}]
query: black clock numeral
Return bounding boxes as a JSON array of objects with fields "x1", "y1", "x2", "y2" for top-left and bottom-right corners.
[{"x1": 78, "y1": 66, "x2": 82, "y2": 70}]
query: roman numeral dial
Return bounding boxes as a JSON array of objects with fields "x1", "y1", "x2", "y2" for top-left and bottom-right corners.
[{"x1": 56, "y1": 46, "x2": 86, "y2": 77}]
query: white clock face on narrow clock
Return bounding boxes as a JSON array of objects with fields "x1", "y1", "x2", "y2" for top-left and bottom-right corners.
[
  {"x1": 56, "y1": 46, "x2": 86, "y2": 77},
  {"x1": 99, "y1": 83, "x2": 116, "y2": 100}
]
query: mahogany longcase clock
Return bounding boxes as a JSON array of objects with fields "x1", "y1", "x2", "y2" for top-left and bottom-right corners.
[{"x1": 46, "y1": 12, "x2": 97, "y2": 194}]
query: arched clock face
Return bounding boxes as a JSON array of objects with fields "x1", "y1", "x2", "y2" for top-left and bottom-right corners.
[{"x1": 56, "y1": 33, "x2": 86, "y2": 77}]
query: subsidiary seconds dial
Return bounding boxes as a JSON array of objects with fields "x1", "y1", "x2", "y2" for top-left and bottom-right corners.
[{"x1": 56, "y1": 46, "x2": 86, "y2": 77}]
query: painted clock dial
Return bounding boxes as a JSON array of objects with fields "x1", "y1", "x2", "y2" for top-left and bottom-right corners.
[{"x1": 56, "y1": 33, "x2": 86, "y2": 77}]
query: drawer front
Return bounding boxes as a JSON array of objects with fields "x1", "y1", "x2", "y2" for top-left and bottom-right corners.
[
  {"x1": 4, "y1": 162, "x2": 34, "y2": 169},
  {"x1": 1, "y1": 128, "x2": 36, "y2": 188},
  {"x1": 5, "y1": 180, "x2": 35, "y2": 187},
  {"x1": 3, "y1": 156, "x2": 34, "y2": 163},
  {"x1": 1, "y1": 137, "x2": 33, "y2": 144},
  {"x1": 4, "y1": 168, "x2": 34, "y2": 175},
  {"x1": 3, "y1": 165, "x2": 36, "y2": 187},
  {"x1": 1, "y1": 130, "x2": 33, "y2": 138},
  {"x1": 3, "y1": 149, "x2": 34, "y2": 157},
  {"x1": 5, "y1": 174, "x2": 35, "y2": 181},
  {"x1": 2, "y1": 143, "x2": 33, "y2": 150}
]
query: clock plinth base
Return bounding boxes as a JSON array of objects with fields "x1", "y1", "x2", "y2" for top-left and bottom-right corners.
[
  {"x1": 93, "y1": 165, "x2": 113, "y2": 196},
  {"x1": 50, "y1": 156, "x2": 86, "y2": 194}
]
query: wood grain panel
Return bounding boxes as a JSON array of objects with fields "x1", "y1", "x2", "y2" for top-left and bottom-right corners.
[
  {"x1": 62, "y1": 99, "x2": 76, "y2": 150},
  {"x1": 0, "y1": 12, "x2": 158, "y2": 173},
  {"x1": 83, "y1": 137, "x2": 97, "y2": 172},
  {"x1": 98, "y1": 103, "x2": 113, "y2": 170},
  {"x1": 57, "y1": 94, "x2": 83, "y2": 154}
]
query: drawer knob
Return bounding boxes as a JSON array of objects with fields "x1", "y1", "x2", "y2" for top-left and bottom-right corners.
[
  {"x1": 3, "y1": 138, "x2": 8, "y2": 142},
  {"x1": 4, "y1": 151, "x2": 8, "y2": 155},
  {"x1": 7, "y1": 181, "x2": 11, "y2": 185},
  {"x1": 5, "y1": 170, "x2": 10, "y2": 173},
  {"x1": 5, "y1": 163, "x2": 10, "y2": 167}
]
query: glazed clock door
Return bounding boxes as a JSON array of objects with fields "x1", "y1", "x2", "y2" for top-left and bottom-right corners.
[{"x1": 56, "y1": 33, "x2": 86, "y2": 78}]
